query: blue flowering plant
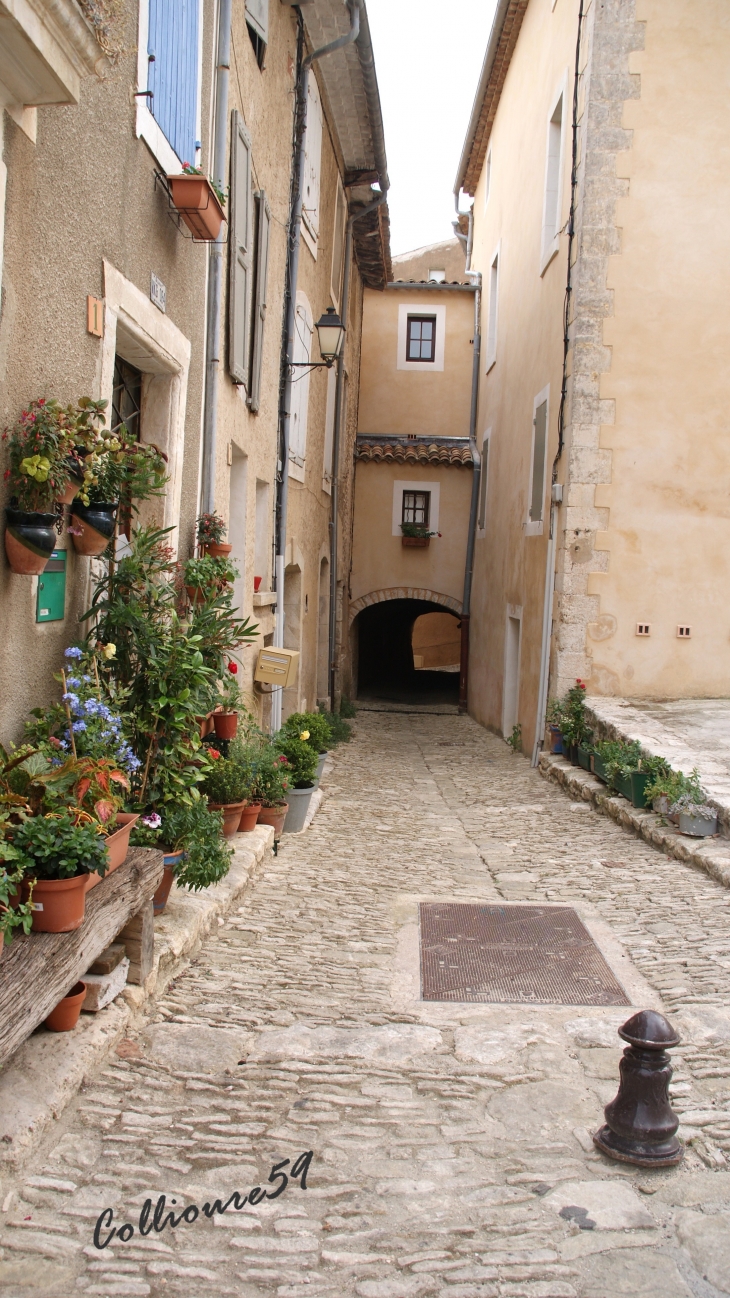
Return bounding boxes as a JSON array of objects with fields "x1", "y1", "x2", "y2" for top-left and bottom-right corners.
[{"x1": 25, "y1": 646, "x2": 140, "y2": 779}]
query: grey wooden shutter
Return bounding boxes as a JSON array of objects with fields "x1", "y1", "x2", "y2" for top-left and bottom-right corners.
[
  {"x1": 248, "y1": 190, "x2": 271, "y2": 414},
  {"x1": 245, "y1": 0, "x2": 268, "y2": 45},
  {"x1": 228, "y1": 110, "x2": 254, "y2": 386}
]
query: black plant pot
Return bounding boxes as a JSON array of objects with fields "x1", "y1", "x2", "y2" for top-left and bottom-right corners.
[
  {"x1": 70, "y1": 501, "x2": 118, "y2": 557},
  {"x1": 4, "y1": 507, "x2": 57, "y2": 575}
]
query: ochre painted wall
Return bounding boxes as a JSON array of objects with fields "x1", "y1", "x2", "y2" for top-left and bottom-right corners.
[{"x1": 358, "y1": 286, "x2": 474, "y2": 438}]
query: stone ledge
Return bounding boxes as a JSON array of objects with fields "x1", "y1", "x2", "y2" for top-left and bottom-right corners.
[
  {"x1": 539, "y1": 753, "x2": 730, "y2": 891},
  {"x1": 0, "y1": 825, "x2": 273, "y2": 1170}
]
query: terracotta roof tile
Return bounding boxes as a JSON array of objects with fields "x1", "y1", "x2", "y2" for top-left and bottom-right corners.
[{"x1": 355, "y1": 437, "x2": 473, "y2": 467}]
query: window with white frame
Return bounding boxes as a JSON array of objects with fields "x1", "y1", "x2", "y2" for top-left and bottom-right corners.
[
  {"x1": 138, "y1": 0, "x2": 202, "y2": 172},
  {"x1": 406, "y1": 315, "x2": 436, "y2": 363},
  {"x1": 477, "y1": 429, "x2": 491, "y2": 533},
  {"x1": 402, "y1": 490, "x2": 431, "y2": 526},
  {"x1": 397, "y1": 303, "x2": 446, "y2": 371},
  {"x1": 527, "y1": 388, "x2": 549, "y2": 534},
  {"x1": 301, "y1": 75, "x2": 323, "y2": 257},
  {"x1": 427, "y1": 269, "x2": 446, "y2": 283},
  {"x1": 391, "y1": 480, "x2": 440, "y2": 535},
  {"x1": 486, "y1": 245, "x2": 500, "y2": 370},
  {"x1": 289, "y1": 293, "x2": 313, "y2": 480},
  {"x1": 541, "y1": 85, "x2": 565, "y2": 271},
  {"x1": 484, "y1": 148, "x2": 492, "y2": 210}
]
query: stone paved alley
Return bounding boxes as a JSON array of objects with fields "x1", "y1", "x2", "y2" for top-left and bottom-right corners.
[{"x1": 2, "y1": 712, "x2": 730, "y2": 1298}]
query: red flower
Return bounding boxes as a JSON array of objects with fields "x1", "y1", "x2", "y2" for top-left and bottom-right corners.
[
  {"x1": 227, "y1": 661, "x2": 238, "y2": 674},
  {"x1": 208, "y1": 748, "x2": 221, "y2": 760}
]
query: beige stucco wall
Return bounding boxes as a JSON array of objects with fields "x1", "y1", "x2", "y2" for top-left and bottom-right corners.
[
  {"x1": 350, "y1": 460, "x2": 472, "y2": 612},
  {"x1": 467, "y1": 0, "x2": 579, "y2": 745},
  {"x1": 0, "y1": 0, "x2": 212, "y2": 744},
  {"x1": 583, "y1": 0, "x2": 730, "y2": 698},
  {"x1": 357, "y1": 285, "x2": 475, "y2": 438},
  {"x1": 391, "y1": 238, "x2": 467, "y2": 285}
]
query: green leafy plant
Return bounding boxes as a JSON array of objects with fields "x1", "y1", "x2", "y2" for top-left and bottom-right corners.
[
  {"x1": 552, "y1": 680, "x2": 590, "y2": 747},
  {"x1": 400, "y1": 521, "x2": 436, "y2": 539},
  {"x1": 317, "y1": 706, "x2": 352, "y2": 745},
  {"x1": 275, "y1": 733, "x2": 318, "y2": 788},
  {"x1": 283, "y1": 711, "x2": 332, "y2": 754},
  {"x1": 24, "y1": 645, "x2": 140, "y2": 778},
  {"x1": 507, "y1": 722, "x2": 522, "y2": 752},
  {"x1": 184, "y1": 554, "x2": 238, "y2": 591},
  {"x1": 132, "y1": 800, "x2": 231, "y2": 891},
  {"x1": 196, "y1": 512, "x2": 227, "y2": 546},
  {"x1": 0, "y1": 855, "x2": 34, "y2": 944},
  {"x1": 80, "y1": 429, "x2": 168, "y2": 508},
  {"x1": 593, "y1": 739, "x2": 642, "y2": 786},
  {"x1": 200, "y1": 754, "x2": 249, "y2": 805},
  {"x1": 250, "y1": 748, "x2": 289, "y2": 807},
  {"x1": 339, "y1": 699, "x2": 357, "y2": 719},
  {"x1": 12, "y1": 813, "x2": 107, "y2": 881},
  {"x1": 3, "y1": 398, "x2": 87, "y2": 511},
  {"x1": 218, "y1": 663, "x2": 243, "y2": 712}
]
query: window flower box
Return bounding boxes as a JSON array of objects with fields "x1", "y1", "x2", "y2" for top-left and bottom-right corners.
[
  {"x1": 167, "y1": 174, "x2": 226, "y2": 241},
  {"x1": 402, "y1": 535, "x2": 430, "y2": 548}
]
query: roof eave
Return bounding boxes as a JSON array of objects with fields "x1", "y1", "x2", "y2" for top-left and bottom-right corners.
[{"x1": 454, "y1": 0, "x2": 529, "y2": 198}]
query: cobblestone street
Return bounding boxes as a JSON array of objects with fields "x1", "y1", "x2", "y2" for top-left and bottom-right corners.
[{"x1": 3, "y1": 712, "x2": 730, "y2": 1298}]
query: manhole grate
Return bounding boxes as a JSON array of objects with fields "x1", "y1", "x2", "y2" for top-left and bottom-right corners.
[{"x1": 419, "y1": 903, "x2": 630, "y2": 1005}]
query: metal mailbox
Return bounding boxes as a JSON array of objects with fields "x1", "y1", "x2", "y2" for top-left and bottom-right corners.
[
  {"x1": 36, "y1": 550, "x2": 66, "y2": 623},
  {"x1": 253, "y1": 646, "x2": 299, "y2": 687}
]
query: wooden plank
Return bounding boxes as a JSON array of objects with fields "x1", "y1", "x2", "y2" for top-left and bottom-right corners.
[
  {"x1": 116, "y1": 901, "x2": 155, "y2": 985},
  {"x1": 0, "y1": 849, "x2": 163, "y2": 1067}
]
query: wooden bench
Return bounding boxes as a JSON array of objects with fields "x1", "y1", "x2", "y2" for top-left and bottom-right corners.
[{"x1": 0, "y1": 848, "x2": 163, "y2": 1068}]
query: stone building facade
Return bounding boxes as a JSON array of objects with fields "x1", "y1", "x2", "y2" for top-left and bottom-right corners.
[
  {"x1": 0, "y1": 0, "x2": 390, "y2": 739},
  {"x1": 456, "y1": 0, "x2": 730, "y2": 756}
]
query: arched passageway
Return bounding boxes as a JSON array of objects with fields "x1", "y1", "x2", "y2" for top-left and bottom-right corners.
[{"x1": 355, "y1": 599, "x2": 461, "y2": 704}]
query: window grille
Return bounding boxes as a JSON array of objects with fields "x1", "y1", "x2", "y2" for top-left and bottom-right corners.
[
  {"x1": 402, "y1": 491, "x2": 430, "y2": 526},
  {"x1": 406, "y1": 315, "x2": 436, "y2": 363}
]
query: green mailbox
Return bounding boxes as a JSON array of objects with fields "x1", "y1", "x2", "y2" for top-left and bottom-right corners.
[{"x1": 36, "y1": 550, "x2": 66, "y2": 623}]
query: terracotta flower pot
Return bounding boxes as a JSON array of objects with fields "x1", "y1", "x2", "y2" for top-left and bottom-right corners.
[
  {"x1": 153, "y1": 853, "x2": 183, "y2": 914},
  {"x1": 168, "y1": 174, "x2": 226, "y2": 240},
  {"x1": 56, "y1": 481, "x2": 79, "y2": 505},
  {"x1": 86, "y1": 812, "x2": 140, "y2": 891},
  {"x1": 213, "y1": 710, "x2": 238, "y2": 740},
  {"x1": 208, "y1": 800, "x2": 246, "y2": 837},
  {"x1": 186, "y1": 584, "x2": 206, "y2": 605},
  {"x1": 4, "y1": 509, "x2": 57, "y2": 575},
  {"x1": 23, "y1": 873, "x2": 87, "y2": 932},
  {"x1": 70, "y1": 501, "x2": 118, "y2": 557},
  {"x1": 257, "y1": 803, "x2": 289, "y2": 839},
  {"x1": 201, "y1": 541, "x2": 232, "y2": 558},
  {"x1": 44, "y1": 982, "x2": 87, "y2": 1032},
  {"x1": 239, "y1": 803, "x2": 262, "y2": 832}
]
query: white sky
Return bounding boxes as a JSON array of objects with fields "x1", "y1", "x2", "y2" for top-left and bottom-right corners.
[{"x1": 366, "y1": 0, "x2": 499, "y2": 257}]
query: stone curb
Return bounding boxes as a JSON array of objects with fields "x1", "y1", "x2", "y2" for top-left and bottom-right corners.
[
  {"x1": 539, "y1": 752, "x2": 730, "y2": 891},
  {"x1": 0, "y1": 825, "x2": 274, "y2": 1170}
]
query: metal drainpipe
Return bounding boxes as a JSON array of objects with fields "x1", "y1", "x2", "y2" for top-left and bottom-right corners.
[
  {"x1": 201, "y1": 0, "x2": 233, "y2": 515},
  {"x1": 328, "y1": 187, "x2": 388, "y2": 711},
  {"x1": 458, "y1": 255, "x2": 482, "y2": 714},
  {"x1": 271, "y1": 0, "x2": 362, "y2": 733}
]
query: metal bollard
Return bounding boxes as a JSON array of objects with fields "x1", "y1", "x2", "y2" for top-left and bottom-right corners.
[{"x1": 593, "y1": 1009, "x2": 684, "y2": 1168}]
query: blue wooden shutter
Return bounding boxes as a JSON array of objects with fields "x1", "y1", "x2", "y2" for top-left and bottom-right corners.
[{"x1": 147, "y1": 0, "x2": 199, "y2": 165}]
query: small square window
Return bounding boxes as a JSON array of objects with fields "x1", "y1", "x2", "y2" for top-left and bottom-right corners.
[
  {"x1": 677, "y1": 624, "x2": 692, "y2": 639},
  {"x1": 636, "y1": 623, "x2": 651, "y2": 637},
  {"x1": 427, "y1": 269, "x2": 446, "y2": 283},
  {"x1": 402, "y1": 491, "x2": 430, "y2": 526},
  {"x1": 406, "y1": 315, "x2": 436, "y2": 363}
]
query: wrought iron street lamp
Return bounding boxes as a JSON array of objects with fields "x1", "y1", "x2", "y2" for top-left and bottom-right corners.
[{"x1": 290, "y1": 307, "x2": 345, "y2": 374}]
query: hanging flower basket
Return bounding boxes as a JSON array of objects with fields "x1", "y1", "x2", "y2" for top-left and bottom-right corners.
[
  {"x1": 70, "y1": 501, "x2": 118, "y2": 556},
  {"x1": 167, "y1": 174, "x2": 226, "y2": 241},
  {"x1": 4, "y1": 508, "x2": 57, "y2": 574}
]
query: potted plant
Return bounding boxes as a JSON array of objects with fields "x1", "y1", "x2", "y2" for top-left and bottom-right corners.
[
  {"x1": 545, "y1": 698, "x2": 565, "y2": 755},
  {"x1": 213, "y1": 661, "x2": 242, "y2": 740},
  {"x1": 132, "y1": 800, "x2": 232, "y2": 913},
  {"x1": 199, "y1": 752, "x2": 248, "y2": 836},
  {"x1": 644, "y1": 766, "x2": 690, "y2": 822},
  {"x1": 196, "y1": 511, "x2": 232, "y2": 558},
  {"x1": 13, "y1": 813, "x2": 107, "y2": 932},
  {"x1": 2, "y1": 398, "x2": 80, "y2": 574},
  {"x1": 167, "y1": 163, "x2": 227, "y2": 241},
  {"x1": 71, "y1": 427, "x2": 167, "y2": 557},
  {"x1": 283, "y1": 711, "x2": 333, "y2": 782},
  {"x1": 251, "y1": 748, "x2": 290, "y2": 840},
  {"x1": 0, "y1": 854, "x2": 34, "y2": 955},
  {"x1": 553, "y1": 680, "x2": 590, "y2": 765},
  {"x1": 592, "y1": 739, "x2": 641, "y2": 790},
  {"x1": 184, "y1": 554, "x2": 238, "y2": 605},
  {"x1": 400, "y1": 521, "x2": 436, "y2": 549},
  {"x1": 275, "y1": 731, "x2": 318, "y2": 833}
]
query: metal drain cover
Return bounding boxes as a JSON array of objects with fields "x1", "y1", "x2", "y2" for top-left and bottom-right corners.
[{"x1": 420, "y1": 903, "x2": 630, "y2": 1005}]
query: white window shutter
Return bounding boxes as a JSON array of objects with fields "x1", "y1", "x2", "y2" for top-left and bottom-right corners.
[
  {"x1": 246, "y1": 0, "x2": 268, "y2": 44},
  {"x1": 322, "y1": 366, "x2": 336, "y2": 489},
  {"x1": 290, "y1": 299, "x2": 313, "y2": 468},
  {"x1": 228, "y1": 110, "x2": 254, "y2": 386},
  {"x1": 248, "y1": 190, "x2": 271, "y2": 414},
  {"x1": 302, "y1": 76, "x2": 322, "y2": 244}
]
